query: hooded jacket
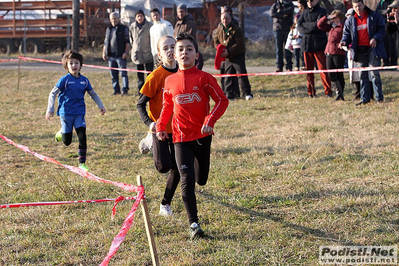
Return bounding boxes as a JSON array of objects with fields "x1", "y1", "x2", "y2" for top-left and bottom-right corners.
[
  {"x1": 174, "y1": 14, "x2": 197, "y2": 40},
  {"x1": 341, "y1": 6, "x2": 387, "y2": 60}
]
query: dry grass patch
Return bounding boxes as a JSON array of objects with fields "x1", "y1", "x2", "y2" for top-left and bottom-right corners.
[{"x1": 1, "y1": 66, "x2": 399, "y2": 265}]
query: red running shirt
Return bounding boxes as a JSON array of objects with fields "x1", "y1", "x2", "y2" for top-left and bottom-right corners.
[
  {"x1": 156, "y1": 67, "x2": 229, "y2": 143},
  {"x1": 355, "y1": 12, "x2": 370, "y2": 47}
]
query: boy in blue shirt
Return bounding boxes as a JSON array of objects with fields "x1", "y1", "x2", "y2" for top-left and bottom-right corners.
[{"x1": 45, "y1": 50, "x2": 106, "y2": 171}]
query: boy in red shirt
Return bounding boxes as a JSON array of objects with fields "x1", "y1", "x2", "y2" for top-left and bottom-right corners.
[{"x1": 156, "y1": 32, "x2": 229, "y2": 239}]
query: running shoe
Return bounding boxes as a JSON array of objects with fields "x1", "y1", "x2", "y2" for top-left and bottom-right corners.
[
  {"x1": 159, "y1": 204, "x2": 173, "y2": 217},
  {"x1": 190, "y1": 222, "x2": 204, "y2": 239},
  {"x1": 55, "y1": 129, "x2": 62, "y2": 142},
  {"x1": 79, "y1": 163, "x2": 89, "y2": 172}
]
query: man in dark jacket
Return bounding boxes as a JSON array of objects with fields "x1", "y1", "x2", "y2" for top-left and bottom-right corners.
[
  {"x1": 339, "y1": 0, "x2": 386, "y2": 105},
  {"x1": 214, "y1": 12, "x2": 253, "y2": 100},
  {"x1": 297, "y1": 0, "x2": 332, "y2": 97},
  {"x1": 173, "y1": 4, "x2": 203, "y2": 69},
  {"x1": 102, "y1": 12, "x2": 130, "y2": 95},
  {"x1": 271, "y1": 0, "x2": 295, "y2": 72}
]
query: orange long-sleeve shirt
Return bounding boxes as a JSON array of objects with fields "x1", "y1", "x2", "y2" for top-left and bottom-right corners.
[{"x1": 156, "y1": 67, "x2": 228, "y2": 143}]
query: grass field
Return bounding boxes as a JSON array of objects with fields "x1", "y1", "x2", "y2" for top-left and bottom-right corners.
[{"x1": 1, "y1": 52, "x2": 399, "y2": 265}]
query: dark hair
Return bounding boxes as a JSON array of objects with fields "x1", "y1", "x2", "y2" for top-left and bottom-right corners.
[
  {"x1": 62, "y1": 50, "x2": 83, "y2": 71},
  {"x1": 151, "y1": 8, "x2": 160, "y2": 14},
  {"x1": 175, "y1": 32, "x2": 198, "y2": 53},
  {"x1": 352, "y1": 0, "x2": 364, "y2": 4},
  {"x1": 221, "y1": 6, "x2": 233, "y2": 14}
]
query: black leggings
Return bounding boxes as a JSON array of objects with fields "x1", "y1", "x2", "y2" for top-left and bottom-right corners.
[
  {"x1": 62, "y1": 127, "x2": 87, "y2": 163},
  {"x1": 326, "y1": 54, "x2": 346, "y2": 93},
  {"x1": 174, "y1": 135, "x2": 212, "y2": 224},
  {"x1": 152, "y1": 133, "x2": 180, "y2": 205}
]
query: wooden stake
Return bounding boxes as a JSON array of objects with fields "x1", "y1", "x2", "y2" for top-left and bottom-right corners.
[{"x1": 137, "y1": 175, "x2": 160, "y2": 266}]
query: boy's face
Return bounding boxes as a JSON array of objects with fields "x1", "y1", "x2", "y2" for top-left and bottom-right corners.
[
  {"x1": 67, "y1": 58, "x2": 81, "y2": 77},
  {"x1": 175, "y1": 39, "x2": 198, "y2": 70}
]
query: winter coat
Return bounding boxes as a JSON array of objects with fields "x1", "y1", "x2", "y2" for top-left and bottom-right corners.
[
  {"x1": 271, "y1": 0, "x2": 295, "y2": 31},
  {"x1": 341, "y1": 6, "x2": 387, "y2": 60},
  {"x1": 317, "y1": 15, "x2": 346, "y2": 55},
  {"x1": 174, "y1": 14, "x2": 197, "y2": 40},
  {"x1": 213, "y1": 22, "x2": 246, "y2": 59},
  {"x1": 285, "y1": 25, "x2": 302, "y2": 51},
  {"x1": 129, "y1": 20, "x2": 153, "y2": 65},
  {"x1": 297, "y1": 3, "x2": 328, "y2": 52}
]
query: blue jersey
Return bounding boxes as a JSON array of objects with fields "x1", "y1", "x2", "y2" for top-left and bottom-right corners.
[{"x1": 55, "y1": 73, "x2": 93, "y2": 116}]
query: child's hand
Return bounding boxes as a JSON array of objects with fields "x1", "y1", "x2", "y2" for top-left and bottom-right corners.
[
  {"x1": 100, "y1": 107, "x2": 106, "y2": 115},
  {"x1": 156, "y1": 131, "x2": 168, "y2": 141},
  {"x1": 45, "y1": 112, "x2": 53, "y2": 120},
  {"x1": 201, "y1": 125, "x2": 213, "y2": 135}
]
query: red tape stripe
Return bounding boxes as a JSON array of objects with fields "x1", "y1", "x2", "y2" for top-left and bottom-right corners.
[
  {"x1": 18, "y1": 56, "x2": 151, "y2": 73},
  {"x1": 0, "y1": 134, "x2": 142, "y2": 193},
  {"x1": 0, "y1": 197, "x2": 135, "y2": 209},
  {"x1": 0, "y1": 59, "x2": 19, "y2": 63},
  {"x1": 100, "y1": 190, "x2": 145, "y2": 266},
  {"x1": 1, "y1": 134, "x2": 147, "y2": 264},
  {"x1": 11, "y1": 56, "x2": 399, "y2": 77}
]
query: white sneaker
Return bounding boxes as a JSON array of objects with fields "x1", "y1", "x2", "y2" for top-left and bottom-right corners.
[
  {"x1": 190, "y1": 222, "x2": 204, "y2": 239},
  {"x1": 138, "y1": 131, "x2": 153, "y2": 154},
  {"x1": 245, "y1": 95, "x2": 253, "y2": 101},
  {"x1": 159, "y1": 204, "x2": 173, "y2": 217}
]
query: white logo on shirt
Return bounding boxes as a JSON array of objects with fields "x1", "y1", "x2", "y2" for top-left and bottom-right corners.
[
  {"x1": 357, "y1": 24, "x2": 367, "y2": 31},
  {"x1": 175, "y1": 92, "x2": 201, "y2": 105}
]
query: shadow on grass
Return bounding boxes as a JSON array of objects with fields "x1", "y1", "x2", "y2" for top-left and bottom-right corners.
[{"x1": 200, "y1": 190, "x2": 362, "y2": 245}]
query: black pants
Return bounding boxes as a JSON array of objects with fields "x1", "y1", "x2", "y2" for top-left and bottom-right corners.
[
  {"x1": 62, "y1": 127, "x2": 87, "y2": 164},
  {"x1": 152, "y1": 133, "x2": 180, "y2": 205},
  {"x1": 224, "y1": 53, "x2": 252, "y2": 99},
  {"x1": 326, "y1": 54, "x2": 346, "y2": 95},
  {"x1": 137, "y1": 62, "x2": 153, "y2": 93},
  {"x1": 174, "y1": 135, "x2": 212, "y2": 224},
  {"x1": 220, "y1": 61, "x2": 238, "y2": 96},
  {"x1": 383, "y1": 31, "x2": 398, "y2": 66}
]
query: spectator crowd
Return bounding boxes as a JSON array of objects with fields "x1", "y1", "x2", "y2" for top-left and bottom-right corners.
[{"x1": 102, "y1": 0, "x2": 399, "y2": 105}]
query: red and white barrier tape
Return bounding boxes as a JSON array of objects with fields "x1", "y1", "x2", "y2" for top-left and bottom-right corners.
[
  {"x1": 0, "y1": 59, "x2": 20, "y2": 63},
  {"x1": 4, "y1": 56, "x2": 397, "y2": 78},
  {"x1": 18, "y1": 56, "x2": 151, "y2": 73},
  {"x1": 212, "y1": 65, "x2": 399, "y2": 78},
  {"x1": 100, "y1": 190, "x2": 144, "y2": 266},
  {"x1": 0, "y1": 134, "x2": 142, "y2": 193},
  {"x1": 0, "y1": 196, "x2": 136, "y2": 220},
  {"x1": 1, "y1": 134, "x2": 147, "y2": 265}
]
